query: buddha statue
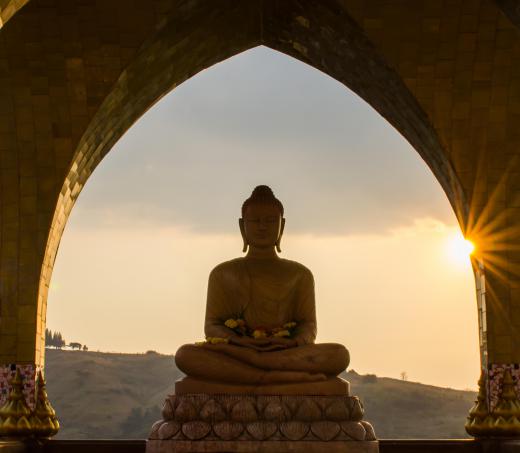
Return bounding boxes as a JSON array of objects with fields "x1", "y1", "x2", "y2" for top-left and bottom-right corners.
[
  {"x1": 150, "y1": 188, "x2": 377, "y2": 449},
  {"x1": 175, "y1": 186, "x2": 349, "y2": 391}
]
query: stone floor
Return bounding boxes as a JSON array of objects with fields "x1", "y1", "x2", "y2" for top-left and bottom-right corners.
[{"x1": 3, "y1": 439, "x2": 520, "y2": 453}]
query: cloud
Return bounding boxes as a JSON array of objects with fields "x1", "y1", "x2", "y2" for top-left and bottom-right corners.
[{"x1": 73, "y1": 47, "x2": 457, "y2": 235}]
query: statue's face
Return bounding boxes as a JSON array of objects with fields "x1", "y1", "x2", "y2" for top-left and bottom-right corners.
[{"x1": 242, "y1": 203, "x2": 283, "y2": 249}]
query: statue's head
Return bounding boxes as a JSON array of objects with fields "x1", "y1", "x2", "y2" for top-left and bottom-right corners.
[{"x1": 240, "y1": 185, "x2": 285, "y2": 253}]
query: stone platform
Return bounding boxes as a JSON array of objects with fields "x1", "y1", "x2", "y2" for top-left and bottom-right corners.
[
  {"x1": 175, "y1": 376, "x2": 351, "y2": 396},
  {"x1": 147, "y1": 392, "x2": 378, "y2": 453}
]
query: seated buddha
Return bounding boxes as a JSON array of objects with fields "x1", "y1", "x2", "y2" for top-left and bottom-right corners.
[{"x1": 175, "y1": 186, "x2": 349, "y2": 391}]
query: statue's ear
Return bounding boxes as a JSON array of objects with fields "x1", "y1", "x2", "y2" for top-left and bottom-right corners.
[
  {"x1": 276, "y1": 218, "x2": 286, "y2": 253},
  {"x1": 239, "y1": 218, "x2": 248, "y2": 253}
]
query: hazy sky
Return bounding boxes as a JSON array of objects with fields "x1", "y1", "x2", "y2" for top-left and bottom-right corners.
[{"x1": 47, "y1": 47, "x2": 479, "y2": 390}]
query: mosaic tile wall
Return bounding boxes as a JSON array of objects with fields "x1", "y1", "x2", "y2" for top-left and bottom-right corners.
[
  {"x1": 488, "y1": 363, "x2": 520, "y2": 411},
  {"x1": 0, "y1": 0, "x2": 519, "y2": 385},
  {"x1": 0, "y1": 363, "x2": 39, "y2": 409}
]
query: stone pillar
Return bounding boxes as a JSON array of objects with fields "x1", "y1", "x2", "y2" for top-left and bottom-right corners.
[
  {"x1": 466, "y1": 177, "x2": 520, "y2": 437},
  {"x1": 0, "y1": 369, "x2": 59, "y2": 437}
]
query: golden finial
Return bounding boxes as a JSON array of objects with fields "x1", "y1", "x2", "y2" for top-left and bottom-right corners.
[
  {"x1": 31, "y1": 371, "x2": 59, "y2": 437},
  {"x1": 0, "y1": 369, "x2": 33, "y2": 436},
  {"x1": 492, "y1": 368, "x2": 520, "y2": 436},
  {"x1": 465, "y1": 369, "x2": 490, "y2": 437}
]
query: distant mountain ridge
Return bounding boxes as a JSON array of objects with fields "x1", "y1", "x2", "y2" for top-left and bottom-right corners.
[{"x1": 44, "y1": 349, "x2": 475, "y2": 439}]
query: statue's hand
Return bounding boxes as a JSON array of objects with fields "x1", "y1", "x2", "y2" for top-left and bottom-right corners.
[
  {"x1": 268, "y1": 337, "x2": 298, "y2": 349},
  {"x1": 229, "y1": 336, "x2": 272, "y2": 350},
  {"x1": 229, "y1": 336, "x2": 298, "y2": 351}
]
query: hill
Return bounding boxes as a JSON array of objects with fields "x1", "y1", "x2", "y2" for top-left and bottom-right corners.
[{"x1": 44, "y1": 349, "x2": 476, "y2": 439}]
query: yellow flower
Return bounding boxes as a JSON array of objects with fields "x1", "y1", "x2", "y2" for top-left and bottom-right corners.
[
  {"x1": 283, "y1": 322, "x2": 297, "y2": 329},
  {"x1": 252, "y1": 329, "x2": 267, "y2": 339},
  {"x1": 206, "y1": 337, "x2": 229, "y2": 344},
  {"x1": 194, "y1": 341, "x2": 206, "y2": 347},
  {"x1": 273, "y1": 330, "x2": 291, "y2": 337},
  {"x1": 225, "y1": 319, "x2": 239, "y2": 329}
]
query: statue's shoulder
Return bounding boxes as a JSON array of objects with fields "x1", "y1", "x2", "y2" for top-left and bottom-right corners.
[
  {"x1": 279, "y1": 258, "x2": 314, "y2": 279},
  {"x1": 209, "y1": 258, "x2": 245, "y2": 278}
]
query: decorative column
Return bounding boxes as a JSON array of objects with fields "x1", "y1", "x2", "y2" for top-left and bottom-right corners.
[
  {"x1": 466, "y1": 257, "x2": 520, "y2": 437},
  {"x1": 0, "y1": 369, "x2": 59, "y2": 437}
]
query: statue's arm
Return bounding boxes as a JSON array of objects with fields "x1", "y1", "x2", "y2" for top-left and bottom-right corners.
[
  {"x1": 204, "y1": 268, "x2": 236, "y2": 339},
  {"x1": 293, "y1": 269, "x2": 317, "y2": 345}
]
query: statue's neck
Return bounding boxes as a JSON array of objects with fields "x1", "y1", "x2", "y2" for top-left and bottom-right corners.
[{"x1": 246, "y1": 247, "x2": 279, "y2": 260}]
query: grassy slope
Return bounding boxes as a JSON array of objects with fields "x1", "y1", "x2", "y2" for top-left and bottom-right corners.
[
  {"x1": 344, "y1": 372, "x2": 475, "y2": 439},
  {"x1": 45, "y1": 349, "x2": 475, "y2": 439}
]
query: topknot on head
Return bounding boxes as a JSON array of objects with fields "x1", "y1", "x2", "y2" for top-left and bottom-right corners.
[{"x1": 242, "y1": 185, "x2": 284, "y2": 217}]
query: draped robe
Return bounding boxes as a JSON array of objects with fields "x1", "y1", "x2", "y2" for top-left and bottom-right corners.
[{"x1": 204, "y1": 257, "x2": 317, "y2": 345}]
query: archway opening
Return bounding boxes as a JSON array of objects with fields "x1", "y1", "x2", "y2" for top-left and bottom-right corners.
[{"x1": 45, "y1": 47, "x2": 478, "y2": 439}]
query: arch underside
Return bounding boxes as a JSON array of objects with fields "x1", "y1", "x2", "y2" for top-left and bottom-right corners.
[
  {"x1": 3, "y1": 0, "x2": 520, "y2": 436},
  {"x1": 0, "y1": 0, "x2": 477, "y2": 368},
  {"x1": 0, "y1": 0, "x2": 29, "y2": 27},
  {"x1": 35, "y1": 0, "x2": 468, "y2": 367},
  {"x1": 42, "y1": 0, "x2": 467, "y2": 292}
]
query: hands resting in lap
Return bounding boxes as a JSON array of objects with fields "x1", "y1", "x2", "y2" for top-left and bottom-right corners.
[{"x1": 228, "y1": 336, "x2": 297, "y2": 351}]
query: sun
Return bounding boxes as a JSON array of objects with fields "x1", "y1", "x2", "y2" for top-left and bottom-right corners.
[{"x1": 446, "y1": 232, "x2": 475, "y2": 268}]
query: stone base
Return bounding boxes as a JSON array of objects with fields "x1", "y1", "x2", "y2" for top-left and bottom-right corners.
[
  {"x1": 175, "y1": 376, "x2": 350, "y2": 396},
  {"x1": 147, "y1": 439, "x2": 378, "y2": 453},
  {"x1": 147, "y1": 393, "x2": 378, "y2": 453}
]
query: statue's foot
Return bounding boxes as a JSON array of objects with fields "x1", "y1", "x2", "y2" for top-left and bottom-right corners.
[{"x1": 260, "y1": 370, "x2": 327, "y2": 384}]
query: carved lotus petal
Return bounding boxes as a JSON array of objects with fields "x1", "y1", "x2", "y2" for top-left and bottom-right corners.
[
  {"x1": 231, "y1": 399, "x2": 258, "y2": 423},
  {"x1": 311, "y1": 421, "x2": 341, "y2": 441},
  {"x1": 200, "y1": 398, "x2": 226, "y2": 422},
  {"x1": 295, "y1": 398, "x2": 321, "y2": 421},
  {"x1": 349, "y1": 398, "x2": 364, "y2": 421},
  {"x1": 360, "y1": 421, "x2": 376, "y2": 440},
  {"x1": 221, "y1": 396, "x2": 242, "y2": 414},
  {"x1": 246, "y1": 422, "x2": 278, "y2": 440},
  {"x1": 263, "y1": 400, "x2": 290, "y2": 422},
  {"x1": 280, "y1": 421, "x2": 310, "y2": 440},
  {"x1": 181, "y1": 421, "x2": 211, "y2": 440},
  {"x1": 325, "y1": 399, "x2": 350, "y2": 421},
  {"x1": 280, "y1": 396, "x2": 300, "y2": 415},
  {"x1": 174, "y1": 399, "x2": 197, "y2": 422},
  {"x1": 213, "y1": 421, "x2": 244, "y2": 440},
  {"x1": 256, "y1": 395, "x2": 279, "y2": 412},
  {"x1": 158, "y1": 421, "x2": 181, "y2": 440},
  {"x1": 148, "y1": 420, "x2": 164, "y2": 440},
  {"x1": 341, "y1": 421, "x2": 366, "y2": 440},
  {"x1": 315, "y1": 397, "x2": 333, "y2": 412},
  {"x1": 162, "y1": 398, "x2": 175, "y2": 420},
  {"x1": 191, "y1": 394, "x2": 210, "y2": 411}
]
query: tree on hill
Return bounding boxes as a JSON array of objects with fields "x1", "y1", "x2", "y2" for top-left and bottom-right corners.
[
  {"x1": 45, "y1": 329, "x2": 66, "y2": 349},
  {"x1": 45, "y1": 328, "x2": 52, "y2": 345},
  {"x1": 54, "y1": 332, "x2": 65, "y2": 349}
]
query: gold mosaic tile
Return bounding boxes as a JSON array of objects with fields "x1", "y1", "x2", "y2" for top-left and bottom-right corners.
[{"x1": 0, "y1": 1, "x2": 518, "y2": 389}]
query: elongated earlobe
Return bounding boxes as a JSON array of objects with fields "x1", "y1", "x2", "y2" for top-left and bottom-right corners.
[
  {"x1": 239, "y1": 218, "x2": 248, "y2": 253},
  {"x1": 276, "y1": 218, "x2": 286, "y2": 253}
]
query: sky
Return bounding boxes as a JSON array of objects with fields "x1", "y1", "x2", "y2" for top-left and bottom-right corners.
[{"x1": 47, "y1": 46, "x2": 479, "y2": 390}]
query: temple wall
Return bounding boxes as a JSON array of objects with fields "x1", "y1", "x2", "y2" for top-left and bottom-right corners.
[
  {"x1": 0, "y1": 0, "x2": 519, "y2": 428},
  {"x1": 340, "y1": 0, "x2": 520, "y2": 367}
]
